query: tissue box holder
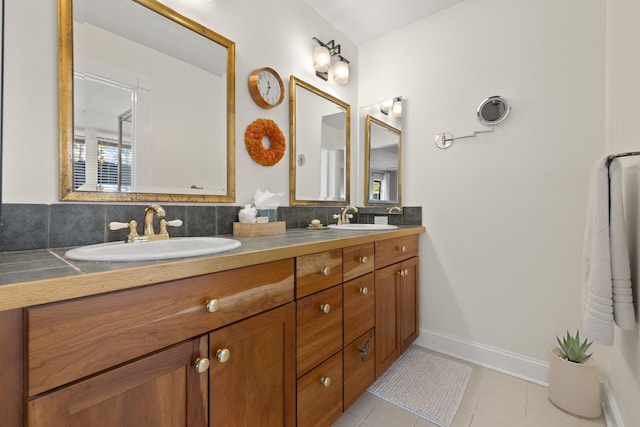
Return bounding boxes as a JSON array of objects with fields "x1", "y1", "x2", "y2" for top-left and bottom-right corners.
[{"x1": 233, "y1": 221, "x2": 286, "y2": 237}]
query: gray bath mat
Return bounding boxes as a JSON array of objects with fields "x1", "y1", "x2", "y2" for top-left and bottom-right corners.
[{"x1": 368, "y1": 347, "x2": 472, "y2": 427}]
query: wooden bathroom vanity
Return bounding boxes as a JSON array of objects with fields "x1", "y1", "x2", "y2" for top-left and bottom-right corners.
[{"x1": 0, "y1": 227, "x2": 423, "y2": 427}]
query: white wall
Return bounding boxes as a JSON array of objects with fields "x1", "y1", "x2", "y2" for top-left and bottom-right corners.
[
  {"x1": 605, "y1": 0, "x2": 640, "y2": 424},
  {"x1": 1, "y1": 0, "x2": 357, "y2": 205},
  {"x1": 360, "y1": 0, "x2": 605, "y2": 373}
]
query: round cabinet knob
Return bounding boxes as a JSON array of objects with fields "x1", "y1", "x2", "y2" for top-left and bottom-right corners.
[
  {"x1": 398, "y1": 270, "x2": 405, "y2": 277},
  {"x1": 359, "y1": 287, "x2": 369, "y2": 295},
  {"x1": 320, "y1": 266, "x2": 331, "y2": 276},
  {"x1": 359, "y1": 256, "x2": 368, "y2": 264},
  {"x1": 216, "y1": 348, "x2": 231, "y2": 363},
  {"x1": 320, "y1": 377, "x2": 331, "y2": 388},
  {"x1": 400, "y1": 245, "x2": 407, "y2": 253},
  {"x1": 404, "y1": 269, "x2": 409, "y2": 276},
  {"x1": 320, "y1": 304, "x2": 331, "y2": 314},
  {"x1": 205, "y1": 299, "x2": 220, "y2": 313},
  {"x1": 194, "y1": 357, "x2": 210, "y2": 373}
]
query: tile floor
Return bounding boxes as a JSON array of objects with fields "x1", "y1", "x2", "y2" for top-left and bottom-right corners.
[{"x1": 333, "y1": 350, "x2": 607, "y2": 427}]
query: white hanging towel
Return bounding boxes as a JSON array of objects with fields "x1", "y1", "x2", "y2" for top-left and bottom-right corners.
[
  {"x1": 608, "y1": 159, "x2": 636, "y2": 330},
  {"x1": 582, "y1": 157, "x2": 636, "y2": 345}
]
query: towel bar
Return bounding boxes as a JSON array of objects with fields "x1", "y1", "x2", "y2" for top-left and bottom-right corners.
[{"x1": 607, "y1": 151, "x2": 640, "y2": 162}]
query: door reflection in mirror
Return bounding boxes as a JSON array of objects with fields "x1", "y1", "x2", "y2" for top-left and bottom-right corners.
[{"x1": 73, "y1": 73, "x2": 135, "y2": 192}]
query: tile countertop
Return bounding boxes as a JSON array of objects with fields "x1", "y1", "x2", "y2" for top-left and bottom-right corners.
[{"x1": 0, "y1": 226, "x2": 425, "y2": 312}]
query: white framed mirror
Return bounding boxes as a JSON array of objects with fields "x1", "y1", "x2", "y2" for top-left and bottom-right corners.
[
  {"x1": 289, "y1": 76, "x2": 350, "y2": 206},
  {"x1": 59, "y1": 0, "x2": 236, "y2": 202}
]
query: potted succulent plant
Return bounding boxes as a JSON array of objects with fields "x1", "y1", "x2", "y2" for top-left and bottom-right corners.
[{"x1": 548, "y1": 330, "x2": 601, "y2": 418}]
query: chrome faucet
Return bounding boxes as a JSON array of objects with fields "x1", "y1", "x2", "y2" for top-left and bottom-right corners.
[
  {"x1": 387, "y1": 206, "x2": 402, "y2": 214},
  {"x1": 109, "y1": 204, "x2": 183, "y2": 243},
  {"x1": 333, "y1": 206, "x2": 359, "y2": 225}
]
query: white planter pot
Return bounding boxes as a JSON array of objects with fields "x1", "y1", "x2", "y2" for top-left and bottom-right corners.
[{"x1": 548, "y1": 348, "x2": 601, "y2": 418}]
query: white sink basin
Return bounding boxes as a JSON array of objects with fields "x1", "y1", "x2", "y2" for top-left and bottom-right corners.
[
  {"x1": 65, "y1": 237, "x2": 242, "y2": 262},
  {"x1": 327, "y1": 224, "x2": 398, "y2": 231}
]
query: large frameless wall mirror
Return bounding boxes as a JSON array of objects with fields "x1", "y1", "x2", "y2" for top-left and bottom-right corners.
[
  {"x1": 59, "y1": 0, "x2": 236, "y2": 202},
  {"x1": 289, "y1": 76, "x2": 350, "y2": 206},
  {"x1": 361, "y1": 98, "x2": 403, "y2": 206}
]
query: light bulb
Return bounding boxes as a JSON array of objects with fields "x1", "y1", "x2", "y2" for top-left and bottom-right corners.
[
  {"x1": 313, "y1": 46, "x2": 330, "y2": 73},
  {"x1": 333, "y1": 60, "x2": 349, "y2": 84},
  {"x1": 380, "y1": 99, "x2": 393, "y2": 114},
  {"x1": 392, "y1": 100, "x2": 402, "y2": 117}
]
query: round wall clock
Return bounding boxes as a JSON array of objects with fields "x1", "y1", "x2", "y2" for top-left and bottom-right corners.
[{"x1": 248, "y1": 67, "x2": 285, "y2": 109}]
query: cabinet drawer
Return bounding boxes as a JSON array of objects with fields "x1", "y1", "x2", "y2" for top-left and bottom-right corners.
[
  {"x1": 343, "y1": 243, "x2": 374, "y2": 282},
  {"x1": 344, "y1": 329, "x2": 375, "y2": 410},
  {"x1": 296, "y1": 249, "x2": 342, "y2": 298},
  {"x1": 297, "y1": 351, "x2": 343, "y2": 427},
  {"x1": 343, "y1": 273, "x2": 374, "y2": 346},
  {"x1": 27, "y1": 259, "x2": 294, "y2": 396},
  {"x1": 375, "y1": 235, "x2": 419, "y2": 269},
  {"x1": 296, "y1": 285, "x2": 343, "y2": 377}
]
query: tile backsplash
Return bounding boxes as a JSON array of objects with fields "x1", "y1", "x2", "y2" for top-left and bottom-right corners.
[{"x1": 0, "y1": 204, "x2": 421, "y2": 252}]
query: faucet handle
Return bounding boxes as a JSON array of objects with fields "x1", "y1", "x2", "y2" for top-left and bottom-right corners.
[
  {"x1": 166, "y1": 219, "x2": 183, "y2": 227},
  {"x1": 109, "y1": 221, "x2": 130, "y2": 231},
  {"x1": 159, "y1": 218, "x2": 183, "y2": 236}
]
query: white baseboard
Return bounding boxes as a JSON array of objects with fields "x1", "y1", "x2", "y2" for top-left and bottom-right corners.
[
  {"x1": 415, "y1": 328, "x2": 625, "y2": 427},
  {"x1": 415, "y1": 328, "x2": 549, "y2": 385},
  {"x1": 601, "y1": 379, "x2": 625, "y2": 427}
]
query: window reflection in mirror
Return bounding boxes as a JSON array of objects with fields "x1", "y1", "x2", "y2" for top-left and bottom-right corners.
[
  {"x1": 363, "y1": 104, "x2": 402, "y2": 206},
  {"x1": 289, "y1": 76, "x2": 350, "y2": 206},
  {"x1": 59, "y1": 0, "x2": 236, "y2": 202}
]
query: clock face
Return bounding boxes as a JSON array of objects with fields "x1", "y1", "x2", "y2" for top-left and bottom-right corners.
[
  {"x1": 249, "y1": 67, "x2": 284, "y2": 108},
  {"x1": 257, "y1": 70, "x2": 282, "y2": 106}
]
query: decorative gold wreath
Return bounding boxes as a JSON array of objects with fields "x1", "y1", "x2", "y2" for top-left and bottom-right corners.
[{"x1": 244, "y1": 118, "x2": 286, "y2": 166}]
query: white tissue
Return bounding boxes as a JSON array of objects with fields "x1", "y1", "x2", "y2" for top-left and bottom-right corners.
[
  {"x1": 238, "y1": 204, "x2": 257, "y2": 224},
  {"x1": 253, "y1": 189, "x2": 284, "y2": 209}
]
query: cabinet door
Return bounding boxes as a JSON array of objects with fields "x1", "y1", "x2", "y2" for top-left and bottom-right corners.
[
  {"x1": 209, "y1": 303, "x2": 295, "y2": 427},
  {"x1": 399, "y1": 257, "x2": 419, "y2": 351},
  {"x1": 374, "y1": 256, "x2": 420, "y2": 378},
  {"x1": 375, "y1": 263, "x2": 400, "y2": 377},
  {"x1": 27, "y1": 337, "x2": 208, "y2": 427}
]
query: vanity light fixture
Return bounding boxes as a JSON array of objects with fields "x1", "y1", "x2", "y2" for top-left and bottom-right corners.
[
  {"x1": 312, "y1": 37, "x2": 350, "y2": 84},
  {"x1": 380, "y1": 98, "x2": 394, "y2": 115},
  {"x1": 380, "y1": 97, "x2": 402, "y2": 116}
]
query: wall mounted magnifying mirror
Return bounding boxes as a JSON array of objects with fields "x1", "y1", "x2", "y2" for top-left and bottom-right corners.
[
  {"x1": 289, "y1": 76, "x2": 350, "y2": 206},
  {"x1": 435, "y1": 95, "x2": 511, "y2": 149},
  {"x1": 477, "y1": 95, "x2": 511, "y2": 126},
  {"x1": 59, "y1": 0, "x2": 236, "y2": 202}
]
